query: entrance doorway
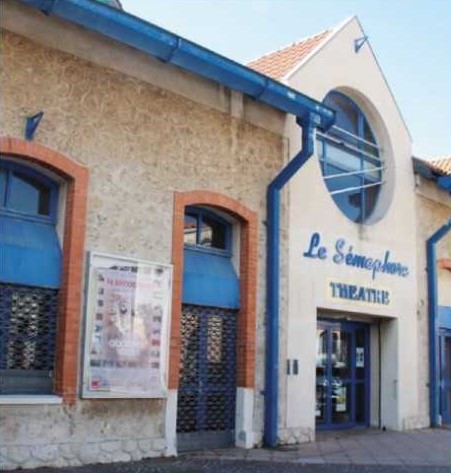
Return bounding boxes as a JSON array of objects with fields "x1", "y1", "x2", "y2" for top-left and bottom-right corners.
[
  {"x1": 177, "y1": 304, "x2": 237, "y2": 450},
  {"x1": 176, "y1": 206, "x2": 239, "y2": 450},
  {"x1": 439, "y1": 329, "x2": 451, "y2": 424},
  {"x1": 316, "y1": 319, "x2": 370, "y2": 429}
]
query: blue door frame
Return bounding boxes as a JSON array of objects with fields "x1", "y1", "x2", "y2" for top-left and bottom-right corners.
[
  {"x1": 439, "y1": 329, "x2": 451, "y2": 424},
  {"x1": 316, "y1": 319, "x2": 370, "y2": 430}
]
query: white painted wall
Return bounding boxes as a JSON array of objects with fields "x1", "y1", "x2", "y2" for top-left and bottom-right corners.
[{"x1": 280, "y1": 17, "x2": 424, "y2": 441}]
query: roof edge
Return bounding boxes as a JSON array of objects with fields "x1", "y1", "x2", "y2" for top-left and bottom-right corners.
[
  {"x1": 18, "y1": 0, "x2": 335, "y2": 131},
  {"x1": 413, "y1": 157, "x2": 451, "y2": 192},
  {"x1": 352, "y1": 16, "x2": 412, "y2": 142},
  {"x1": 282, "y1": 15, "x2": 356, "y2": 81}
]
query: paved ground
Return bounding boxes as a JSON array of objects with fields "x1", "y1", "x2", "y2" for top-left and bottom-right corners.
[{"x1": 23, "y1": 428, "x2": 451, "y2": 473}]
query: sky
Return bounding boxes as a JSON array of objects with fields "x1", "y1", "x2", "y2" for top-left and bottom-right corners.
[{"x1": 121, "y1": 0, "x2": 450, "y2": 159}]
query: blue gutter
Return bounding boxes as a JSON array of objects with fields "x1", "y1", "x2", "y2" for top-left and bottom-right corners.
[
  {"x1": 265, "y1": 114, "x2": 319, "y2": 447},
  {"x1": 413, "y1": 158, "x2": 451, "y2": 194},
  {"x1": 427, "y1": 218, "x2": 451, "y2": 426},
  {"x1": 437, "y1": 176, "x2": 451, "y2": 192},
  {"x1": 20, "y1": 0, "x2": 334, "y2": 132}
]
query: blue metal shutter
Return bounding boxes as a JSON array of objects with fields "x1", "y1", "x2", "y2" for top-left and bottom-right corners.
[
  {"x1": 0, "y1": 215, "x2": 62, "y2": 288},
  {"x1": 182, "y1": 249, "x2": 239, "y2": 309}
]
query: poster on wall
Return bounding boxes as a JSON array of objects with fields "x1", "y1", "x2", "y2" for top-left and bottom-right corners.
[{"x1": 82, "y1": 252, "x2": 172, "y2": 398}]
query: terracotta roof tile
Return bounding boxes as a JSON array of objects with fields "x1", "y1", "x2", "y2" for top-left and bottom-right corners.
[
  {"x1": 247, "y1": 29, "x2": 332, "y2": 80},
  {"x1": 427, "y1": 157, "x2": 451, "y2": 176}
]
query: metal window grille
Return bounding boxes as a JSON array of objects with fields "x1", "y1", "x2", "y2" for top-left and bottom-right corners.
[
  {"x1": 177, "y1": 304, "x2": 237, "y2": 435},
  {"x1": 0, "y1": 283, "x2": 59, "y2": 394}
]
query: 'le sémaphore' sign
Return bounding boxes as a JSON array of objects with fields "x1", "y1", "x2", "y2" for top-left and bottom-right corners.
[{"x1": 303, "y1": 232, "x2": 409, "y2": 281}]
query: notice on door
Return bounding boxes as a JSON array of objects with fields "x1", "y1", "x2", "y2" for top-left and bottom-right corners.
[
  {"x1": 356, "y1": 347, "x2": 365, "y2": 368},
  {"x1": 82, "y1": 252, "x2": 172, "y2": 398}
]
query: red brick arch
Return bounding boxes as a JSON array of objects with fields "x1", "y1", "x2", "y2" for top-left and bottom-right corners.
[
  {"x1": 169, "y1": 190, "x2": 258, "y2": 389},
  {"x1": 0, "y1": 136, "x2": 88, "y2": 404}
]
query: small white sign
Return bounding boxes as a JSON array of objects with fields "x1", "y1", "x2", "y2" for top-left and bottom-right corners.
[{"x1": 356, "y1": 347, "x2": 365, "y2": 368}]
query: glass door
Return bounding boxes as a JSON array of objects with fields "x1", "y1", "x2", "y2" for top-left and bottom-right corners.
[
  {"x1": 316, "y1": 319, "x2": 370, "y2": 429},
  {"x1": 439, "y1": 330, "x2": 451, "y2": 424}
]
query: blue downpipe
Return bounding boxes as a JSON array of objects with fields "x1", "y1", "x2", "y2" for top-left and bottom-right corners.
[
  {"x1": 264, "y1": 116, "x2": 316, "y2": 447},
  {"x1": 427, "y1": 218, "x2": 451, "y2": 426}
]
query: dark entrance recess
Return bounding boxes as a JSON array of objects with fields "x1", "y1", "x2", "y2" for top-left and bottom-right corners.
[
  {"x1": 439, "y1": 329, "x2": 451, "y2": 424},
  {"x1": 316, "y1": 319, "x2": 370, "y2": 429},
  {"x1": 177, "y1": 304, "x2": 237, "y2": 450}
]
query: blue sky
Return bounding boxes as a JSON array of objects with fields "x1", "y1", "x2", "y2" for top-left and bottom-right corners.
[{"x1": 122, "y1": 0, "x2": 450, "y2": 159}]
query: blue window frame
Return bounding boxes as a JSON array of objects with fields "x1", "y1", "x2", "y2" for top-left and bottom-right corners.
[
  {"x1": 183, "y1": 206, "x2": 232, "y2": 256},
  {"x1": 317, "y1": 91, "x2": 383, "y2": 223},
  {"x1": 182, "y1": 207, "x2": 238, "y2": 309},
  {"x1": 0, "y1": 160, "x2": 61, "y2": 288},
  {"x1": 316, "y1": 319, "x2": 370, "y2": 430},
  {"x1": 0, "y1": 161, "x2": 58, "y2": 223},
  {"x1": 0, "y1": 159, "x2": 61, "y2": 394}
]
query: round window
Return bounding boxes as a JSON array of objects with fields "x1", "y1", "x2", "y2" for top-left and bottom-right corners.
[{"x1": 317, "y1": 91, "x2": 383, "y2": 223}]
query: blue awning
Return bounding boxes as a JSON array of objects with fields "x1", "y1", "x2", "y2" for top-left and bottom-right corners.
[
  {"x1": 438, "y1": 306, "x2": 451, "y2": 330},
  {"x1": 182, "y1": 249, "x2": 239, "y2": 309},
  {"x1": 0, "y1": 215, "x2": 62, "y2": 288}
]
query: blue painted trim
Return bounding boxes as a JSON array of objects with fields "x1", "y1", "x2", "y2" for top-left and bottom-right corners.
[
  {"x1": 438, "y1": 176, "x2": 451, "y2": 192},
  {"x1": 413, "y1": 158, "x2": 437, "y2": 180},
  {"x1": 427, "y1": 219, "x2": 451, "y2": 426},
  {"x1": 19, "y1": 0, "x2": 335, "y2": 132},
  {"x1": 321, "y1": 91, "x2": 381, "y2": 223},
  {"x1": 184, "y1": 206, "x2": 232, "y2": 256},
  {"x1": 438, "y1": 306, "x2": 451, "y2": 330},
  {"x1": 264, "y1": 115, "x2": 316, "y2": 447},
  {"x1": 0, "y1": 160, "x2": 58, "y2": 223},
  {"x1": 413, "y1": 158, "x2": 451, "y2": 194},
  {"x1": 182, "y1": 249, "x2": 239, "y2": 309},
  {"x1": 25, "y1": 111, "x2": 44, "y2": 141},
  {"x1": 316, "y1": 319, "x2": 370, "y2": 430},
  {"x1": 354, "y1": 36, "x2": 369, "y2": 53},
  {"x1": 439, "y1": 329, "x2": 451, "y2": 424}
]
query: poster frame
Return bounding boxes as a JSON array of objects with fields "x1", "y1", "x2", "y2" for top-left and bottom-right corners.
[{"x1": 81, "y1": 251, "x2": 173, "y2": 399}]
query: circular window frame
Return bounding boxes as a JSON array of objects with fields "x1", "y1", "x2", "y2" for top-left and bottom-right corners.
[{"x1": 317, "y1": 90, "x2": 391, "y2": 225}]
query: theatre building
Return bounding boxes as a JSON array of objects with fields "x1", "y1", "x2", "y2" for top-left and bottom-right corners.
[
  {"x1": 248, "y1": 16, "x2": 433, "y2": 442},
  {"x1": 0, "y1": 1, "x2": 450, "y2": 471}
]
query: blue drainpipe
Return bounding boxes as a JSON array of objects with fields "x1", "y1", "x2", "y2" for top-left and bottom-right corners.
[
  {"x1": 265, "y1": 113, "x2": 319, "y2": 447},
  {"x1": 427, "y1": 218, "x2": 451, "y2": 426}
]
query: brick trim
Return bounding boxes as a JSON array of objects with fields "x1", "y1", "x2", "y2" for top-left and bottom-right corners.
[
  {"x1": 438, "y1": 259, "x2": 451, "y2": 271},
  {"x1": 0, "y1": 136, "x2": 88, "y2": 404},
  {"x1": 168, "y1": 190, "x2": 258, "y2": 389}
]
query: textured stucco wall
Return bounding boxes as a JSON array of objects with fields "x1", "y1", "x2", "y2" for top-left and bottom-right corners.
[
  {"x1": 0, "y1": 30, "x2": 286, "y2": 469},
  {"x1": 415, "y1": 178, "x2": 451, "y2": 425}
]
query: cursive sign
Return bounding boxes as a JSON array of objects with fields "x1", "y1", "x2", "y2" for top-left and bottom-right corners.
[{"x1": 303, "y1": 232, "x2": 409, "y2": 280}]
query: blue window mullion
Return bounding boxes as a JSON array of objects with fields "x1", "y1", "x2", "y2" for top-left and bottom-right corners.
[
  {"x1": 195, "y1": 213, "x2": 201, "y2": 245},
  {"x1": 326, "y1": 327, "x2": 332, "y2": 426},
  {"x1": 350, "y1": 329, "x2": 357, "y2": 423},
  {"x1": 4, "y1": 169, "x2": 13, "y2": 209},
  {"x1": 319, "y1": 91, "x2": 381, "y2": 224}
]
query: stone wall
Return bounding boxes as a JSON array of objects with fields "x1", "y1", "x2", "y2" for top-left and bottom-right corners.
[
  {"x1": 415, "y1": 177, "x2": 451, "y2": 426},
  {"x1": 0, "y1": 29, "x2": 286, "y2": 469}
]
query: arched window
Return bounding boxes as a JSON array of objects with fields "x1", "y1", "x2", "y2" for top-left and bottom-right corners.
[
  {"x1": 182, "y1": 206, "x2": 238, "y2": 309},
  {"x1": 317, "y1": 91, "x2": 383, "y2": 223},
  {"x1": 183, "y1": 207, "x2": 231, "y2": 255},
  {"x1": 0, "y1": 160, "x2": 61, "y2": 394}
]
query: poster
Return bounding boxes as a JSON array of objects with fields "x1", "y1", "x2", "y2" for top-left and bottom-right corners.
[{"x1": 82, "y1": 252, "x2": 172, "y2": 398}]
